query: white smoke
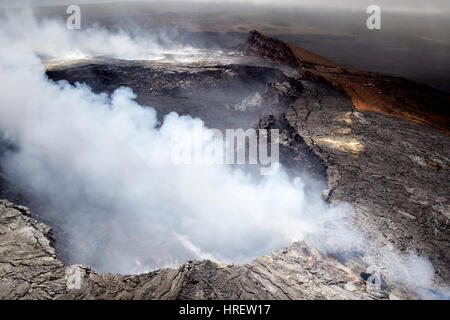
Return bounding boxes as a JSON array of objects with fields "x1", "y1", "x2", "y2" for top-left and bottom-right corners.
[
  {"x1": 0, "y1": 10, "x2": 448, "y2": 299},
  {"x1": 0, "y1": 9, "x2": 200, "y2": 61}
]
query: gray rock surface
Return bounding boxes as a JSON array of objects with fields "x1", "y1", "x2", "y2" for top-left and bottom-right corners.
[{"x1": 283, "y1": 80, "x2": 450, "y2": 283}]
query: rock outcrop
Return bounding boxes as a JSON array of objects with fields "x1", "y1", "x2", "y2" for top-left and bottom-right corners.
[{"x1": 247, "y1": 31, "x2": 450, "y2": 283}]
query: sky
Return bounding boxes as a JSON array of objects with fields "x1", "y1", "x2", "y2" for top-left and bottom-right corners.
[{"x1": 1, "y1": 0, "x2": 449, "y2": 15}]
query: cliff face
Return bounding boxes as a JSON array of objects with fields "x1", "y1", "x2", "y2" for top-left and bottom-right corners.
[
  {"x1": 243, "y1": 30, "x2": 303, "y2": 69},
  {"x1": 244, "y1": 30, "x2": 450, "y2": 135},
  {"x1": 282, "y1": 79, "x2": 450, "y2": 283}
]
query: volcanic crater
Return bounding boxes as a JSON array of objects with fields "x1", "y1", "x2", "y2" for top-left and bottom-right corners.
[{"x1": 0, "y1": 31, "x2": 449, "y2": 300}]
